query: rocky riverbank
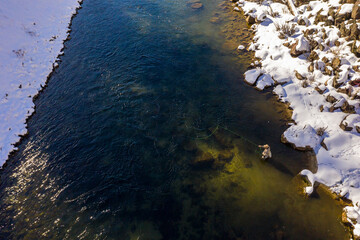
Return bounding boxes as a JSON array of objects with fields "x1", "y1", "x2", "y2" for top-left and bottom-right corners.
[{"x1": 232, "y1": 0, "x2": 360, "y2": 237}]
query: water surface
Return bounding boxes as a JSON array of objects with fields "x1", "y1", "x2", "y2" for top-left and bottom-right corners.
[{"x1": 0, "y1": 0, "x2": 349, "y2": 239}]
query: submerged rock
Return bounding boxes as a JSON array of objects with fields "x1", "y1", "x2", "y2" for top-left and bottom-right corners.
[{"x1": 191, "y1": 3, "x2": 203, "y2": 10}]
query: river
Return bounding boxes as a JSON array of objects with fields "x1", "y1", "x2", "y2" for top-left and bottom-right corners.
[{"x1": 0, "y1": 0, "x2": 349, "y2": 239}]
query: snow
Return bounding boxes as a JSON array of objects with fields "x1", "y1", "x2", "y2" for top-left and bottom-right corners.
[
  {"x1": 338, "y1": 4, "x2": 354, "y2": 15},
  {"x1": 238, "y1": 44, "x2": 245, "y2": 50},
  {"x1": 244, "y1": 68, "x2": 262, "y2": 85},
  {"x1": 0, "y1": 0, "x2": 82, "y2": 165},
  {"x1": 239, "y1": 0, "x2": 360, "y2": 235}
]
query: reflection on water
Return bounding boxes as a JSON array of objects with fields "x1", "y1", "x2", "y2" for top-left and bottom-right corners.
[{"x1": 0, "y1": 0, "x2": 349, "y2": 239}]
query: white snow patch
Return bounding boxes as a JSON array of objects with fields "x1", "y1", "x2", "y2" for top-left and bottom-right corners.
[{"x1": 0, "y1": 0, "x2": 82, "y2": 165}]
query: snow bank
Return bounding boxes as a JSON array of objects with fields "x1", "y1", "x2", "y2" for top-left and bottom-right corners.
[
  {"x1": 237, "y1": 0, "x2": 360, "y2": 235},
  {"x1": 0, "y1": 0, "x2": 82, "y2": 165}
]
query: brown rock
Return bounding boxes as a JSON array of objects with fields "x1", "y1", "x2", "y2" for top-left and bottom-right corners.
[
  {"x1": 326, "y1": 94, "x2": 338, "y2": 103},
  {"x1": 295, "y1": 70, "x2": 306, "y2": 80},
  {"x1": 315, "y1": 86, "x2": 326, "y2": 94},
  {"x1": 324, "y1": 67, "x2": 332, "y2": 75},
  {"x1": 308, "y1": 50, "x2": 319, "y2": 61},
  {"x1": 341, "y1": 101, "x2": 356, "y2": 113},
  {"x1": 298, "y1": 18, "x2": 307, "y2": 25},
  {"x1": 352, "y1": 0, "x2": 360, "y2": 19},
  {"x1": 353, "y1": 65, "x2": 360, "y2": 72},
  {"x1": 336, "y1": 6, "x2": 352, "y2": 23},
  {"x1": 319, "y1": 43, "x2": 325, "y2": 51},
  {"x1": 191, "y1": 3, "x2": 203, "y2": 9},
  {"x1": 335, "y1": 40, "x2": 341, "y2": 46},
  {"x1": 210, "y1": 17, "x2": 221, "y2": 24},
  {"x1": 349, "y1": 23, "x2": 360, "y2": 40},
  {"x1": 283, "y1": 42, "x2": 291, "y2": 48},
  {"x1": 290, "y1": 40, "x2": 306, "y2": 57},
  {"x1": 332, "y1": 57, "x2": 341, "y2": 69},
  {"x1": 246, "y1": 15, "x2": 255, "y2": 24},
  {"x1": 350, "y1": 78, "x2": 360, "y2": 86},
  {"x1": 356, "y1": 125, "x2": 360, "y2": 133},
  {"x1": 308, "y1": 63, "x2": 314, "y2": 72}
]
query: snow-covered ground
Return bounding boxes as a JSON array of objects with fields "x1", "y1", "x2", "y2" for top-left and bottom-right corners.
[
  {"x1": 0, "y1": 0, "x2": 82, "y2": 165},
  {"x1": 237, "y1": 0, "x2": 360, "y2": 236}
]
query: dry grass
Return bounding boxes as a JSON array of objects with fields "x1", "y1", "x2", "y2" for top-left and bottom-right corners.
[
  {"x1": 316, "y1": 127, "x2": 327, "y2": 136},
  {"x1": 274, "y1": 22, "x2": 296, "y2": 38}
]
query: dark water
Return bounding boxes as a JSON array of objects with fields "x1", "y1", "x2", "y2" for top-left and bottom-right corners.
[{"x1": 0, "y1": 0, "x2": 349, "y2": 239}]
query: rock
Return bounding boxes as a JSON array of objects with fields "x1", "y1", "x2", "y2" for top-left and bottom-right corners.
[
  {"x1": 352, "y1": 0, "x2": 360, "y2": 19},
  {"x1": 339, "y1": 22, "x2": 349, "y2": 37},
  {"x1": 319, "y1": 43, "x2": 325, "y2": 51},
  {"x1": 308, "y1": 63, "x2": 314, "y2": 72},
  {"x1": 290, "y1": 40, "x2": 304, "y2": 57},
  {"x1": 210, "y1": 17, "x2": 221, "y2": 24},
  {"x1": 341, "y1": 101, "x2": 356, "y2": 113},
  {"x1": 342, "y1": 211, "x2": 353, "y2": 227},
  {"x1": 349, "y1": 23, "x2": 360, "y2": 40},
  {"x1": 353, "y1": 65, "x2": 360, "y2": 72},
  {"x1": 336, "y1": 5, "x2": 352, "y2": 23},
  {"x1": 283, "y1": 42, "x2": 291, "y2": 48},
  {"x1": 298, "y1": 18, "x2": 307, "y2": 25},
  {"x1": 192, "y1": 150, "x2": 214, "y2": 167},
  {"x1": 315, "y1": 86, "x2": 327, "y2": 94},
  {"x1": 217, "y1": 150, "x2": 234, "y2": 162},
  {"x1": 308, "y1": 50, "x2": 319, "y2": 61},
  {"x1": 326, "y1": 94, "x2": 338, "y2": 103},
  {"x1": 246, "y1": 15, "x2": 255, "y2": 25},
  {"x1": 356, "y1": 125, "x2": 360, "y2": 133},
  {"x1": 333, "y1": 76, "x2": 344, "y2": 88},
  {"x1": 332, "y1": 57, "x2": 341, "y2": 69},
  {"x1": 335, "y1": 40, "x2": 341, "y2": 46},
  {"x1": 295, "y1": 70, "x2": 305, "y2": 80},
  {"x1": 315, "y1": 11, "x2": 328, "y2": 24},
  {"x1": 350, "y1": 78, "x2": 360, "y2": 86},
  {"x1": 324, "y1": 67, "x2": 332, "y2": 75},
  {"x1": 191, "y1": 3, "x2": 203, "y2": 9}
]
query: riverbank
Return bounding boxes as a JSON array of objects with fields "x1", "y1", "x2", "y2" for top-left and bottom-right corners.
[
  {"x1": 235, "y1": 0, "x2": 360, "y2": 236},
  {"x1": 0, "y1": 0, "x2": 82, "y2": 166}
]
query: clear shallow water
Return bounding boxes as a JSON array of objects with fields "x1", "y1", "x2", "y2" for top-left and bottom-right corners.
[{"x1": 0, "y1": 0, "x2": 349, "y2": 239}]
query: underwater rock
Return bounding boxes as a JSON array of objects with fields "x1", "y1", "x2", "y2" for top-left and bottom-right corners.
[
  {"x1": 191, "y1": 3, "x2": 203, "y2": 9},
  {"x1": 192, "y1": 150, "x2": 215, "y2": 168}
]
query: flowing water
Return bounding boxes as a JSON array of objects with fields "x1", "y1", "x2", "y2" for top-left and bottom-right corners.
[{"x1": 0, "y1": 0, "x2": 349, "y2": 239}]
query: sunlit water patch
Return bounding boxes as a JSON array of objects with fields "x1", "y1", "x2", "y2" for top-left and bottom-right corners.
[{"x1": 0, "y1": 0, "x2": 349, "y2": 239}]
